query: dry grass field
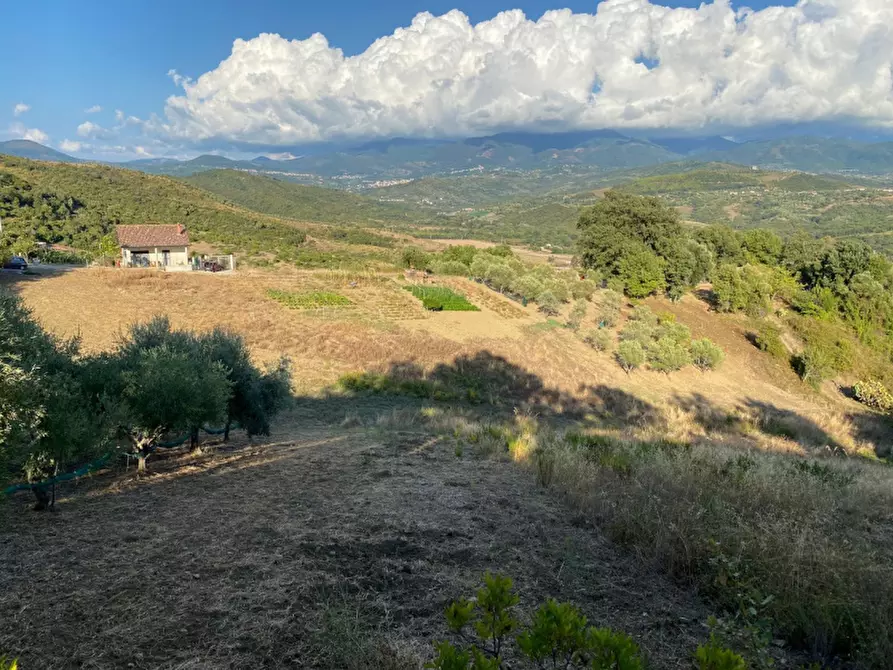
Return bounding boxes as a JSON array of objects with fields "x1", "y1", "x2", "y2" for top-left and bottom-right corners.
[{"x1": 3, "y1": 266, "x2": 893, "y2": 668}]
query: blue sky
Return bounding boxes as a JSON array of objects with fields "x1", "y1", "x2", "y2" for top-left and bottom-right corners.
[{"x1": 5, "y1": 0, "x2": 884, "y2": 160}]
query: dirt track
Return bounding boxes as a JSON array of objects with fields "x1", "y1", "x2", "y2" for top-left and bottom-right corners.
[{"x1": 1, "y1": 416, "x2": 707, "y2": 669}]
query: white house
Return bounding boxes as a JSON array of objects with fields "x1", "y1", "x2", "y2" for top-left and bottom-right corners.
[{"x1": 116, "y1": 224, "x2": 190, "y2": 270}]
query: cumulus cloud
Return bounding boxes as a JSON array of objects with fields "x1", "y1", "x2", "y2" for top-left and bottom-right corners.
[
  {"x1": 77, "y1": 120, "x2": 114, "y2": 139},
  {"x1": 157, "y1": 0, "x2": 893, "y2": 146},
  {"x1": 8, "y1": 122, "x2": 49, "y2": 143},
  {"x1": 59, "y1": 139, "x2": 86, "y2": 153},
  {"x1": 13, "y1": 103, "x2": 30, "y2": 117},
  {"x1": 84, "y1": 105, "x2": 102, "y2": 114}
]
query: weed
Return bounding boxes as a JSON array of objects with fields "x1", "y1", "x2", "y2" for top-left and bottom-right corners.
[
  {"x1": 404, "y1": 286, "x2": 479, "y2": 311},
  {"x1": 267, "y1": 288, "x2": 352, "y2": 309}
]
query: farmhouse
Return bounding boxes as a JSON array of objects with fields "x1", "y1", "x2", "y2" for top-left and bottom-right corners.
[{"x1": 116, "y1": 224, "x2": 190, "y2": 270}]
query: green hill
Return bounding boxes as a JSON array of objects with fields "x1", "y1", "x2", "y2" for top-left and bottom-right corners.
[
  {"x1": 0, "y1": 156, "x2": 306, "y2": 260},
  {"x1": 184, "y1": 169, "x2": 441, "y2": 227},
  {"x1": 1, "y1": 140, "x2": 79, "y2": 163}
]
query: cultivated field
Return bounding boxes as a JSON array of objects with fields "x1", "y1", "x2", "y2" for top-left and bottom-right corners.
[{"x1": 3, "y1": 267, "x2": 893, "y2": 668}]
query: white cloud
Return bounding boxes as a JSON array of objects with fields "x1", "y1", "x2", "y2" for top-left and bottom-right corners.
[
  {"x1": 13, "y1": 103, "x2": 30, "y2": 117},
  {"x1": 59, "y1": 139, "x2": 86, "y2": 153},
  {"x1": 115, "y1": 109, "x2": 125, "y2": 122},
  {"x1": 8, "y1": 122, "x2": 49, "y2": 143},
  {"x1": 84, "y1": 105, "x2": 102, "y2": 114},
  {"x1": 77, "y1": 120, "x2": 114, "y2": 139},
  {"x1": 157, "y1": 0, "x2": 893, "y2": 146}
]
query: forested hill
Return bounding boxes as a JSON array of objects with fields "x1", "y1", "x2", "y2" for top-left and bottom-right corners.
[
  {"x1": 184, "y1": 169, "x2": 440, "y2": 227},
  {"x1": 0, "y1": 156, "x2": 306, "y2": 259}
]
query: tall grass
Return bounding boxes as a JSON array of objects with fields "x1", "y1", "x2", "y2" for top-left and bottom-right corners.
[{"x1": 534, "y1": 432, "x2": 893, "y2": 667}]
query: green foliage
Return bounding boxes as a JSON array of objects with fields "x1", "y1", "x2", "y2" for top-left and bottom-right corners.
[
  {"x1": 597, "y1": 290, "x2": 623, "y2": 327},
  {"x1": 853, "y1": 378, "x2": 893, "y2": 412},
  {"x1": 691, "y1": 338, "x2": 725, "y2": 371},
  {"x1": 0, "y1": 656, "x2": 18, "y2": 670},
  {"x1": 566, "y1": 299, "x2": 588, "y2": 330},
  {"x1": 405, "y1": 286, "x2": 479, "y2": 311},
  {"x1": 648, "y1": 336, "x2": 692, "y2": 373},
  {"x1": 618, "y1": 247, "x2": 665, "y2": 298},
  {"x1": 401, "y1": 246, "x2": 431, "y2": 269},
  {"x1": 571, "y1": 278, "x2": 597, "y2": 301},
  {"x1": 576, "y1": 190, "x2": 683, "y2": 298},
  {"x1": 793, "y1": 345, "x2": 836, "y2": 387},
  {"x1": 697, "y1": 225, "x2": 746, "y2": 266},
  {"x1": 536, "y1": 290, "x2": 561, "y2": 316},
  {"x1": 429, "y1": 574, "x2": 646, "y2": 670},
  {"x1": 0, "y1": 157, "x2": 307, "y2": 262},
  {"x1": 517, "y1": 600, "x2": 589, "y2": 667},
  {"x1": 741, "y1": 229, "x2": 782, "y2": 265},
  {"x1": 753, "y1": 323, "x2": 787, "y2": 359},
  {"x1": 267, "y1": 289, "x2": 353, "y2": 309},
  {"x1": 587, "y1": 628, "x2": 645, "y2": 670},
  {"x1": 694, "y1": 637, "x2": 748, "y2": 670},
  {"x1": 616, "y1": 341, "x2": 646, "y2": 373}
]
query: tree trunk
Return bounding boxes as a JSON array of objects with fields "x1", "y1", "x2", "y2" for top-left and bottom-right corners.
[
  {"x1": 137, "y1": 454, "x2": 148, "y2": 473},
  {"x1": 32, "y1": 486, "x2": 51, "y2": 511},
  {"x1": 224, "y1": 419, "x2": 232, "y2": 442}
]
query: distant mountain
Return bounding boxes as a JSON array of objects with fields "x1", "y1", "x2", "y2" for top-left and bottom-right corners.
[
  {"x1": 0, "y1": 140, "x2": 79, "y2": 163},
  {"x1": 702, "y1": 136, "x2": 893, "y2": 173},
  {"x1": 648, "y1": 136, "x2": 740, "y2": 156},
  {"x1": 464, "y1": 129, "x2": 626, "y2": 152}
]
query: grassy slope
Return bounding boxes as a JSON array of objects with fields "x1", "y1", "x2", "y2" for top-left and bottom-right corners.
[
  {"x1": 184, "y1": 170, "x2": 439, "y2": 227},
  {"x1": 0, "y1": 155, "x2": 308, "y2": 258}
]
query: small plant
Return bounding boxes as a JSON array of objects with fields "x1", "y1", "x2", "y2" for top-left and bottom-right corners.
[
  {"x1": 853, "y1": 378, "x2": 893, "y2": 411},
  {"x1": 267, "y1": 288, "x2": 352, "y2": 309},
  {"x1": 597, "y1": 290, "x2": 623, "y2": 327},
  {"x1": 0, "y1": 657, "x2": 18, "y2": 670},
  {"x1": 647, "y1": 336, "x2": 691, "y2": 373},
  {"x1": 691, "y1": 338, "x2": 725, "y2": 371},
  {"x1": 694, "y1": 636, "x2": 747, "y2": 670},
  {"x1": 616, "y1": 341, "x2": 646, "y2": 373},
  {"x1": 428, "y1": 574, "x2": 646, "y2": 670}
]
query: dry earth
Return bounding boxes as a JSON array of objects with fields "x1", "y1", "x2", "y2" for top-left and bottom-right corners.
[{"x1": 1, "y1": 405, "x2": 708, "y2": 669}]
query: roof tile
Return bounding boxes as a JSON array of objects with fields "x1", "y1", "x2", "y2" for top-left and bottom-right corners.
[{"x1": 116, "y1": 225, "x2": 189, "y2": 248}]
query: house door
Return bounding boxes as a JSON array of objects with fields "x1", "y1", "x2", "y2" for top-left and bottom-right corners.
[{"x1": 162, "y1": 250, "x2": 171, "y2": 266}]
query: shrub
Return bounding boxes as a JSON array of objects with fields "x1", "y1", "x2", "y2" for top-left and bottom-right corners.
[
  {"x1": 694, "y1": 637, "x2": 747, "y2": 670},
  {"x1": 691, "y1": 338, "x2": 725, "y2": 371},
  {"x1": 794, "y1": 344, "x2": 837, "y2": 387},
  {"x1": 430, "y1": 260, "x2": 472, "y2": 276},
  {"x1": 428, "y1": 573, "x2": 646, "y2": 670},
  {"x1": 616, "y1": 341, "x2": 646, "y2": 373},
  {"x1": 647, "y1": 336, "x2": 692, "y2": 373},
  {"x1": 401, "y1": 246, "x2": 431, "y2": 269},
  {"x1": 754, "y1": 323, "x2": 787, "y2": 358},
  {"x1": 854, "y1": 378, "x2": 893, "y2": 412},
  {"x1": 618, "y1": 249, "x2": 665, "y2": 298},
  {"x1": 511, "y1": 274, "x2": 544, "y2": 301},
  {"x1": 0, "y1": 656, "x2": 18, "y2": 670},
  {"x1": 583, "y1": 329, "x2": 613, "y2": 352},
  {"x1": 597, "y1": 290, "x2": 623, "y2": 327},
  {"x1": 536, "y1": 290, "x2": 561, "y2": 316},
  {"x1": 571, "y1": 278, "x2": 597, "y2": 301},
  {"x1": 567, "y1": 299, "x2": 588, "y2": 330}
]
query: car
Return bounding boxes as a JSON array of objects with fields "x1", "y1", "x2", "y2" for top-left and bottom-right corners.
[{"x1": 2, "y1": 256, "x2": 28, "y2": 271}]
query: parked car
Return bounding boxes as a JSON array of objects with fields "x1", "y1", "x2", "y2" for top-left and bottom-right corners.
[{"x1": 2, "y1": 256, "x2": 28, "y2": 271}]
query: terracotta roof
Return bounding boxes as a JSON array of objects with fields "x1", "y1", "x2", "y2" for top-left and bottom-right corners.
[{"x1": 116, "y1": 224, "x2": 189, "y2": 248}]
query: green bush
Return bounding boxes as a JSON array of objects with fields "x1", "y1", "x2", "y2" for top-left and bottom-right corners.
[
  {"x1": 567, "y1": 299, "x2": 588, "y2": 330},
  {"x1": 754, "y1": 323, "x2": 787, "y2": 358},
  {"x1": 853, "y1": 378, "x2": 893, "y2": 411},
  {"x1": 404, "y1": 286, "x2": 479, "y2": 312},
  {"x1": 597, "y1": 290, "x2": 623, "y2": 327},
  {"x1": 571, "y1": 278, "x2": 597, "y2": 301},
  {"x1": 694, "y1": 637, "x2": 747, "y2": 670},
  {"x1": 691, "y1": 338, "x2": 725, "y2": 371},
  {"x1": 0, "y1": 656, "x2": 18, "y2": 670},
  {"x1": 616, "y1": 341, "x2": 646, "y2": 373},
  {"x1": 647, "y1": 336, "x2": 692, "y2": 373},
  {"x1": 427, "y1": 573, "x2": 646, "y2": 670},
  {"x1": 537, "y1": 290, "x2": 561, "y2": 316},
  {"x1": 400, "y1": 246, "x2": 431, "y2": 269}
]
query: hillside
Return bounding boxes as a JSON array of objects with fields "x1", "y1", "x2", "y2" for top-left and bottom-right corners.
[
  {"x1": 184, "y1": 169, "x2": 441, "y2": 227},
  {"x1": 0, "y1": 140, "x2": 79, "y2": 163},
  {"x1": 0, "y1": 156, "x2": 307, "y2": 261}
]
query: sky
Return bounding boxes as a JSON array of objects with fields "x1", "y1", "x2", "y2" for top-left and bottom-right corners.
[{"x1": 5, "y1": 0, "x2": 893, "y2": 161}]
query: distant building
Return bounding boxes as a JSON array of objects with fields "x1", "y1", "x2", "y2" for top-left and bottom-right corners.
[{"x1": 116, "y1": 224, "x2": 190, "y2": 270}]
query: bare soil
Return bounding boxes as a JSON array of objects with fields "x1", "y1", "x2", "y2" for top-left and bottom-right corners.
[{"x1": 0, "y1": 410, "x2": 708, "y2": 669}]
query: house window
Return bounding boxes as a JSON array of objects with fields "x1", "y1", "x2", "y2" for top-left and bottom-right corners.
[
  {"x1": 130, "y1": 251, "x2": 149, "y2": 267},
  {"x1": 161, "y1": 250, "x2": 171, "y2": 266}
]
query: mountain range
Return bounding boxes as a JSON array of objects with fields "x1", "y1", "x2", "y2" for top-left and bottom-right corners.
[{"x1": 5, "y1": 132, "x2": 893, "y2": 184}]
